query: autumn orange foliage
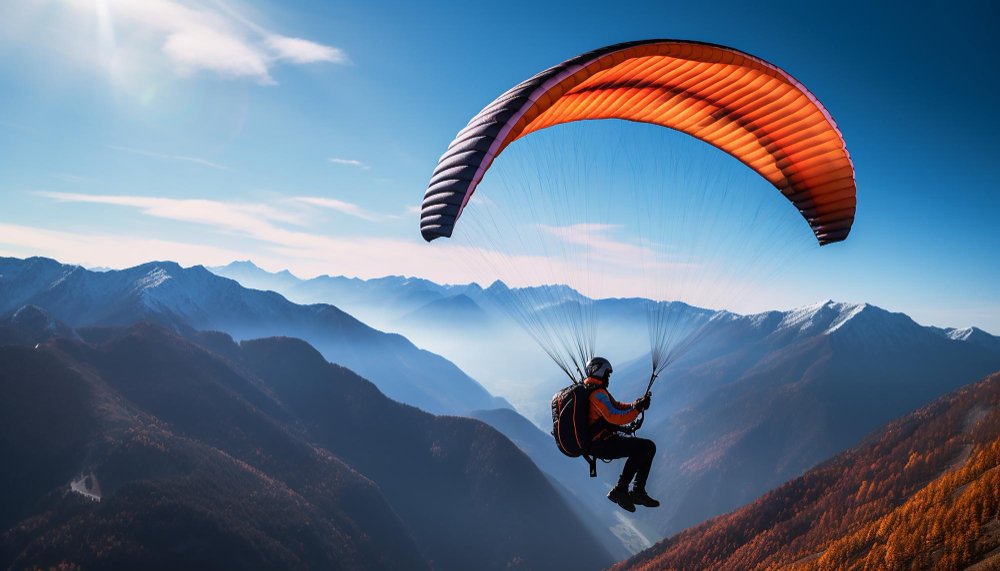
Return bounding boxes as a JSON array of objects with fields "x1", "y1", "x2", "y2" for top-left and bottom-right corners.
[{"x1": 618, "y1": 372, "x2": 1000, "y2": 570}]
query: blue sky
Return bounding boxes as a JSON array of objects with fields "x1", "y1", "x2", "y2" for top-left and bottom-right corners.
[{"x1": 0, "y1": 0, "x2": 997, "y2": 332}]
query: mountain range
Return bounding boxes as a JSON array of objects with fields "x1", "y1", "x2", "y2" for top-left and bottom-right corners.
[
  {"x1": 210, "y1": 260, "x2": 713, "y2": 416},
  {"x1": 209, "y1": 260, "x2": 1000, "y2": 539},
  {"x1": 0, "y1": 311, "x2": 612, "y2": 570},
  {"x1": 6, "y1": 255, "x2": 999, "y2": 559},
  {"x1": 1, "y1": 256, "x2": 646, "y2": 558}
]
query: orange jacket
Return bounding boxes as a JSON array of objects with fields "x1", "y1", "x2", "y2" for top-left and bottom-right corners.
[{"x1": 584, "y1": 376, "x2": 640, "y2": 440}]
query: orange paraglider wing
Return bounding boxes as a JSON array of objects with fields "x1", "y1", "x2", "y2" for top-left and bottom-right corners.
[{"x1": 421, "y1": 39, "x2": 855, "y2": 245}]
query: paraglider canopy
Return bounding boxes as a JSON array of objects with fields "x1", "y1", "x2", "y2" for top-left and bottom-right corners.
[{"x1": 421, "y1": 39, "x2": 855, "y2": 246}]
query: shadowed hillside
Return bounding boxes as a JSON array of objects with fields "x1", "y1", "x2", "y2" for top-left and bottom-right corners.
[
  {"x1": 0, "y1": 318, "x2": 612, "y2": 570},
  {"x1": 237, "y1": 335, "x2": 613, "y2": 570},
  {"x1": 0, "y1": 334, "x2": 425, "y2": 571},
  {"x1": 615, "y1": 302, "x2": 1000, "y2": 536},
  {"x1": 618, "y1": 370, "x2": 1000, "y2": 570}
]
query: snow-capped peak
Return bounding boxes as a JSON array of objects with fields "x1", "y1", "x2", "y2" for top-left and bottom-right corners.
[
  {"x1": 946, "y1": 327, "x2": 976, "y2": 341},
  {"x1": 825, "y1": 303, "x2": 870, "y2": 334},
  {"x1": 136, "y1": 267, "x2": 172, "y2": 291},
  {"x1": 940, "y1": 326, "x2": 1000, "y2": 350},
  {"x1": 773, "y1": 300, "x2": 865, "y2": 335}
]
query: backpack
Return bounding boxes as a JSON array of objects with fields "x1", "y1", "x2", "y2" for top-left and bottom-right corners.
[{"x1": 551, "y1": 383, "x2": 598, "y2": 477}]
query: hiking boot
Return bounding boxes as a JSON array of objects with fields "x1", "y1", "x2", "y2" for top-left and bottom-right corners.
[
  {"x1": 630, "y1": 487, "x2": 660, "y2": 508},
  {"x1": 607, "y1": 485, "x2": 636, "y2": 512}
]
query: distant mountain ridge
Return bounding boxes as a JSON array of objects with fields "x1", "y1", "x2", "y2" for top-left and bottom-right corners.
[
  {"x1": 209, "y1": 260, "x2": 996, "y2": 339},
  {"x1": 213, "y1": 261, "x2": 488, "y2": 326},
  {"x1": 209, "y1": 260, "x2": 717, "y2": 414},
  {"x1": 0, "y1": 256, "x2": 508, "y2": 416},
  {"x1": 209, "y1": 260, "x2": 998, "y2": 415}
]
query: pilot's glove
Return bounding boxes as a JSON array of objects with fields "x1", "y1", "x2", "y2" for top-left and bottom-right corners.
[{"x1": 635, "y1": 393, "x2": 652, "y2": 411}]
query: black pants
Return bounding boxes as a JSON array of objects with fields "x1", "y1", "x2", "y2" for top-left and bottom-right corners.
[{"x1": 589, "y1": 436, "x2": 656, "y2": 489}]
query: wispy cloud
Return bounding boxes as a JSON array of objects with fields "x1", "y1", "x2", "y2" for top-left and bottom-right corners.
[
  {"x1": 37, "y1": 191, "x2": 306, "y2": 232},
  {"x1": 52, "y1": 0, "x2": 349, "y2": 85},
  {"x1": 162, "y1": 24, "x2": 272, "y2": 83},
  {"x1": 467, "y1": 193, "x2": 498, "y2": 210},
  {"x1": 28, "y1": 190, "x2": 571, "y2": 283},
  {"x1": 0, "y1": 223, "x2": 250, "y2": 269},
  {"x1": 291, "y1": 196, "x2": 398, "y2": 222},
  {"x1": 533, "y1": 222, "x2": 697, "y2": 291},
  {"x1": 328, "y1": 157, "x2": 370, "y2": 170},
  {"x1": 539, "y1": 223, "x2": 655, "y2": 263},
  {"x1": 52, "y1": 173, "x2": 93, "y2": 184},
  {"x1": 110, "y1": 145, "x2": 231, "y2": 171},
  {"x1": 266, "y1": 36, "x2": 348, "y2": 64}
]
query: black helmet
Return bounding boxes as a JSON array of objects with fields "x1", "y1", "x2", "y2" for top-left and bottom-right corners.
[{"x1": 585, "y1": 357, "x2": 613, "y2": 381}]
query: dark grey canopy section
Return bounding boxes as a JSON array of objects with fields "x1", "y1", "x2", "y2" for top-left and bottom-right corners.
[{"x1": 419, "y1": 41, "x2": 652, "y2": 242}]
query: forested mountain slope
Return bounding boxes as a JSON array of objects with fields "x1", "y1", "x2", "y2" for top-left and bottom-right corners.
[
  {"x1": 0, "y1": 317, "x2": 612, "y2": 570},
  {"x1": 619, "y1": 371, "x2": 1000, "y2": 570}
]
